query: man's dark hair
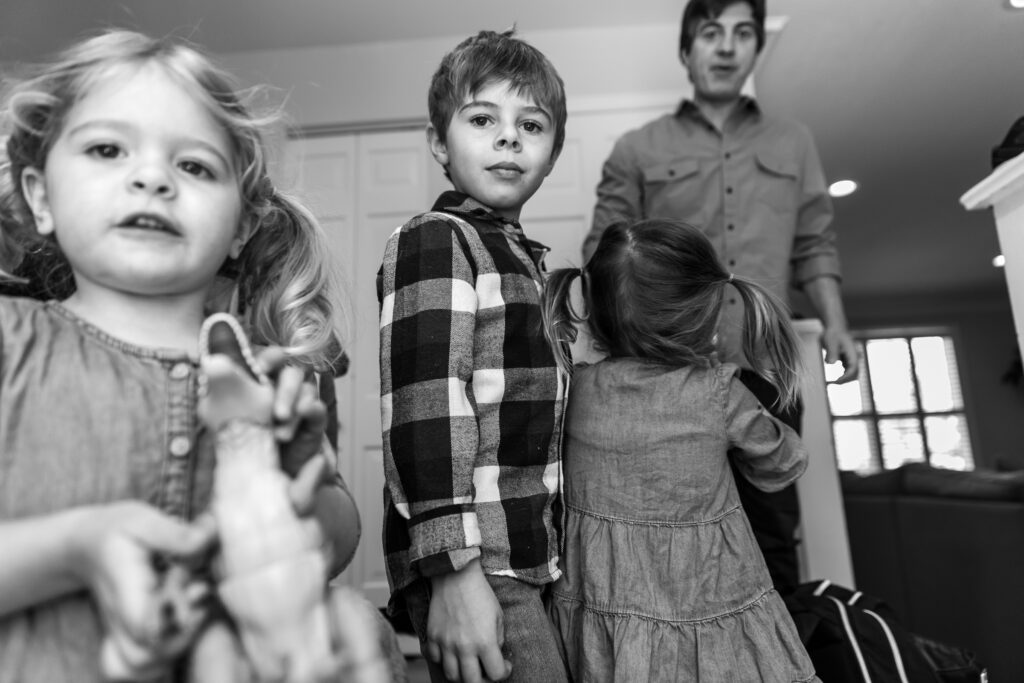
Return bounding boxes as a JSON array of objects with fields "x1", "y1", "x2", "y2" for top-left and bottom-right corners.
[
  {"x1": 427, "y1": 29, "x2": 567, "y2": 160},
  {"x1": 679, "y1": 0, "x2": 766, "y2": 55}
]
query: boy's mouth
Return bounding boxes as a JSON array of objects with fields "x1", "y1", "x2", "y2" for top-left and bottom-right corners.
[
  {"x1": 118, "y1": 212, "x2": 181, "y2": 236},
  {"x1": 488, "y1": 162, "x2": 524, "y2": 177}
]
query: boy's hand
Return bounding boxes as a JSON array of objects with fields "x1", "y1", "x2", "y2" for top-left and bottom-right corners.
[
  {"x1": 71, "y1": 502, "x2": 215, "y2": 680},
  {"x1": 427, "y1": 560, "x2": 512, "y2": 683}
]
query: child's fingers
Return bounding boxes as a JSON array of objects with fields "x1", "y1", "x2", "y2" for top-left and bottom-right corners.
[{"x1": 287, "y1": 453, "x2": 328, "y2": 516}]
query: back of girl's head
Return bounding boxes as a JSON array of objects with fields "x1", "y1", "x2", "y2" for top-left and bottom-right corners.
[
  {"x1": 0, "y1": 29, "x2": 345, "y2": 371},
  {"x1": 427, "y1": 28, "x2": 566, "y2": 160},
  {"x1": 542, "y1": 218, "x2": 800, "y2": 409}
]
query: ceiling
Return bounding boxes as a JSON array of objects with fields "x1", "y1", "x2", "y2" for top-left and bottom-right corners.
[{"x1": 2, "y1": 0, "x2": 1023, "y2": 303}]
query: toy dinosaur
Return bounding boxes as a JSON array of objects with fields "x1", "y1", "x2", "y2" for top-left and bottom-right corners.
[{"x1": 197, "y1": 312, "x2": 334, "y2": 681}]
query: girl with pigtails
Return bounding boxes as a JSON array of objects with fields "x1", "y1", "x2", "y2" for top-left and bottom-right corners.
[
  {"x1": 543, "y1": 218, "x2": 820, "y2": 682},
  {"x1": 0, "y1": 30, "x2": 395, "y2": 682}
]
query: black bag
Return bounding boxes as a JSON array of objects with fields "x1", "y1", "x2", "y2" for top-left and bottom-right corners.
[{"x1": 784, "y1": 581, "x2": 987, "y2": 683}]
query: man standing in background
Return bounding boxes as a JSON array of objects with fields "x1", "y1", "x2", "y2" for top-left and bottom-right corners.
[{"x1": 583, "y1": 0, "x2": 858, "y2": 594}]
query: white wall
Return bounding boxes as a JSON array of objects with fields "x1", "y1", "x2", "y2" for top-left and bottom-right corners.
[{"x1": 221, "y1": 24, "x2": 691, "y2": 130}]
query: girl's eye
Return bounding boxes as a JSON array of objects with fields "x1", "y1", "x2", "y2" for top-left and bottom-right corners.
[
  {"x1": 469, "y1": 115, "x2": 490, "y2": 127},
  {"x1": 179, "y1": 160, "x2": 214, "y2": 179},
  {"x1": 86, "y1": 143, "x2": 122, "y2": 159}
]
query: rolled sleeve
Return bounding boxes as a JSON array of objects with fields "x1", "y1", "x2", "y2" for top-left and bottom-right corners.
[
  {"x1": 791, "y1": 130, "x2": 840, "y2": 286},
  {"x1": 585, "y1": 136, "x2": 645, "y2": 261},
  {"x1": 378, "y1": 217, "x2": 482, "y2": 570}
]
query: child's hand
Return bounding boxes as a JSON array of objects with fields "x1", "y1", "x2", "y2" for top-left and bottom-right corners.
[
  {"x1": 253, "y1": 346, "x2": 329, "y2": 478},
  {"x1": 427, "y1": 560, "x2": 512, "y2": 683},
  {"x1": 70, "y1": 501, "x2": 215, "y2": 680}
]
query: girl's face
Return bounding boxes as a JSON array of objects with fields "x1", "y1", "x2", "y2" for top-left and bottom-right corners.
[{"x1": 21, "y1": 62, "x2": 247, "y2": 301}]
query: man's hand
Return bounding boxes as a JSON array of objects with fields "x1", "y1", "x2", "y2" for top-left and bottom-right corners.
[
  {"x1": 822, "y1": 325, "x2": 859, "y2": 383},
  {"x1": 427, "y1": 560, "x2": 512, "y2": 683}
]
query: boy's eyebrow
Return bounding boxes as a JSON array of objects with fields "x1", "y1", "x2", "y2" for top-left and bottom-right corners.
[
  {"x1": 458, "y1": 100, "x2": 552, "y2": 120},
  {"x1": 66, "y1": 120, "x2": 232, "y2": 167}
]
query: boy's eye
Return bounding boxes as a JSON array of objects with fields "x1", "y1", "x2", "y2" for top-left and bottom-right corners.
[
  {"x1": 698, "y1": 26, "x2": 721, "y2": 41},
  {"x1": 521, "y1": 121, "x2": 544, "y2": 134},
  {"x1": 469, "y1": 115, "x2": 491, "y2": 127},
  {"x1": 86, "y1": 143, "x2": 122, "y2": 159},
  {"x1": 736, "y1": 26, "x2": 756, "y2": 41},
  {"x1": 179, "y1": 160, "x2": 214, "y2": 179}
]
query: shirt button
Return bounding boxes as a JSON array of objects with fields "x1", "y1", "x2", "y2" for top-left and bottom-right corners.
[
  {"x1": 169, "y1": 436, "x2": 191, "y2": 457},
  {"x1": 170, "y1": 363, "x2": 190, "y2": 379},
  {"x1": 668, "y1": 169, "x2": 675, "y2": 177},
  {"x1": 727, "y1": 223, "x2": 735, "y2": 231},
  {"x1": 725, "y1": 152, "x2": 732, "y2": 160},
  {"x1": 730, "y1": 298, "x2": 737, "y2": 305},
  {"x1": 726, "y1": 187, "x2": 733, "y2": 194},
  {"x1": 729, "y1": 259, "x2": 736, "y2": 266}
]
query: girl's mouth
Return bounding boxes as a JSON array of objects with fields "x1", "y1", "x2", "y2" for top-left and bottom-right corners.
[{"x1": 118, "y1": 213, "x2": 181, "y2": 236}]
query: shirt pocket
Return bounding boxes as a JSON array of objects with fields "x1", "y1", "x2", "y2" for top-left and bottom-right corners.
[
  {"x1": 753, "y1": 150, "x2": 800, "y2": 215},
  {"x1": 640, "y1": 159, "x2": 706, "y2": 226}
]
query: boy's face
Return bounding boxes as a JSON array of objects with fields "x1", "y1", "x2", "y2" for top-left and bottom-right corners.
[
  {"x1": 428, "y1": 80, "x2": 558, "y2": 222},
  {"x1": 682, "y1": 1, "x2": 759, "y2": 105}
]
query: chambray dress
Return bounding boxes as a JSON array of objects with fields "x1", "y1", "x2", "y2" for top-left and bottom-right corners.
[
  {"x1": 0, "y1": 298, "x2": 216, "y2": 683},
  {"x1": 549, "y1": 358, "x2": 819, "y2": 682}
]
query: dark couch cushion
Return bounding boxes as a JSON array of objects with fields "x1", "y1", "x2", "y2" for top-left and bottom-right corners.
[
  {"x1": 841, "y1": 463, "x2": 1024, "y2": 501},
  {"x1": 840, "y1": 467, "x2": 904, "y2": 495},
  {"x1": 901, "y1": 463, "x2": 1024, "y2": 502}
]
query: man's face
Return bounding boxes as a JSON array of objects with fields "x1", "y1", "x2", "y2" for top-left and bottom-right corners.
[{"x1": 682, "y1": 2, "x2": 759, "y2": 105}]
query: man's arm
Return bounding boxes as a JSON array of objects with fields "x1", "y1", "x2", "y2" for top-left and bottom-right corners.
[
  {"x1": 584, "y1": 137, "x2": 644, "y2": 263},
  {"x1": 789, "y1": 126, "x2": 859, "y2": 383}
]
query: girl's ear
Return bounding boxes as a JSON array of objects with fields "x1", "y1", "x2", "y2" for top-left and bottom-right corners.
[
  {"x1": 426, "y1": 123, "x2": 449, "y2": 167},
  {"x1": 229, "y1": 214, "x2": 259, "y2": 260},
  {"x1": 20, "y1": 167, "x2": 55, "y2": 236}
]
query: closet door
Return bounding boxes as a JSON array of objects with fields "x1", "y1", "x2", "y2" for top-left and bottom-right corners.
[{"x1": 285, "y1": 129, "x2": 442, "y2": 606}]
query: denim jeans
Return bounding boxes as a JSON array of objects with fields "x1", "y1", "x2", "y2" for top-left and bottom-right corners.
[{"x1": 402, "y1": 575, "x2": 568, "y2": 683}]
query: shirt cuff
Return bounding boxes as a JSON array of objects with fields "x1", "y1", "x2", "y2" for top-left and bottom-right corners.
[
  {"x1": 793, "y1": 260, "x2": 841, "y2": 287},
  {"x1": 407, "y1": 507, "x2": 481, "y2": 576}
]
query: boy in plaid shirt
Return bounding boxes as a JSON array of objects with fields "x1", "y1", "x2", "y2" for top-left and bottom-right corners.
[{"x1": 377, "y1": 29, "x2": 569, "y2": 683}]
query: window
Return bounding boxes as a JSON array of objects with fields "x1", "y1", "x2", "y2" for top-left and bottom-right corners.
[{"x1": 825, "y1": 332, "x2": 974, "y2": 473}]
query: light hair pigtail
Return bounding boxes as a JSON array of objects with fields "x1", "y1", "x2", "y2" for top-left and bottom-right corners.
[
  {"x1": 540, "y1": 268, "x2": 584, "y2": 376},
  {"x1": 237, "y1": 189, "x2": 348, "y2": 373},
  {"x1": 733, "y1": 276, "x2": 801, "y2": 411}
]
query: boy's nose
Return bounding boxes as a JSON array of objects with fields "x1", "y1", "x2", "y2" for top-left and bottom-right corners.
[
  {"x1": 494, "y1": 125, "x2": 522, "y2": 152},
  {"x1": 717, "y1": 32, "x2": 737, "y2": 55}
]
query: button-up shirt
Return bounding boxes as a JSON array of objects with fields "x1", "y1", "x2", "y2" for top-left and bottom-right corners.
[
  {"x1": 584, "y1": 97, "x2": 840, "y2": 366},
  {"x1": 377, "y1": 192, "x2": 565, "y2": 596}
]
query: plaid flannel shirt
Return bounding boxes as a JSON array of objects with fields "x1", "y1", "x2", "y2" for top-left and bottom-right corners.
[{"x1": 377, "y1": 192, "x2": 566, "y2": 595}]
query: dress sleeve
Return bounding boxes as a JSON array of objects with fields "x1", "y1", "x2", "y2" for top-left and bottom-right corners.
[
  {"x1": 584, "y1": 136, "x2": 644, "y2": 262},
  {"x1": 377, "y1": 216, "x2": 481, "y2": 576},
  {"x1": 790, "y1": 124, "x2": 841, "y2": 287},
  {"x1": 721, "y1": 366, "x2": 808, "y2": 493}
]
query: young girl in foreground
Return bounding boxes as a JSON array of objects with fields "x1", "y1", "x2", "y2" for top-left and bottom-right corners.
[
  {"x1": 543, "y1": 219, "x2": 819, "y2": 682},
  {"x1": 0, "y1": 30, "x2": 367, "y2": 681}
]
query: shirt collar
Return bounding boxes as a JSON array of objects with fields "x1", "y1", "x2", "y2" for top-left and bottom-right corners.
[
  {"x1": 676, "y1": 96, "x2": 761, "y2": 126},
  {"x1": 431, "y1": 190, "x2": 550, "y2": 270}
]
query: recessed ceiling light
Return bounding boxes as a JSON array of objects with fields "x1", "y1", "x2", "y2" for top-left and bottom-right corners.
[
  {"x1": 993, "y1": 254, "x2": 1006, "y2": 267},
  {"x1": 828, "y1": 180, "x2": 858, "y2": 197},
  {"x1": 1010, "y1": 0, "x2": 1024, "y2": 9}
]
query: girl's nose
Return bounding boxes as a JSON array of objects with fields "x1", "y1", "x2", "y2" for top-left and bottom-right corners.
[{"x1": 129, "y1": 163, "x2": 175, "y2": 197}]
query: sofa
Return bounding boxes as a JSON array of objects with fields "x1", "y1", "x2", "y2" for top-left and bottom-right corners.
[{"x1": 840, "y1": 463, "x2": 1024, "y2": 681}]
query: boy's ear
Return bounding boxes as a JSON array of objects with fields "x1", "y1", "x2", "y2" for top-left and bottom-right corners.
[
  {"x1": 426, "y1": 124, "x2": 449, "y2": 167},
  {"x1": 20, "y1": 167, "x2": 55, "y2": 236}
]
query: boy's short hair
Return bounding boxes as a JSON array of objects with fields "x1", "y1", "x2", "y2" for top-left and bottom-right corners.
[
  {"x1": 427, "y1": 29, "x2": 567, "y2": 160},
  {"x1": 679, "y1": 0, "x2": 766, "y2": 55}
]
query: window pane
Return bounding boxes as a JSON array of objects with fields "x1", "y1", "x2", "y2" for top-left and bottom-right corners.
[
  {"x1": 912, "y1": 336, "x2": 964, "y2": 412},
  {"x1": 878, "y1": 417, "x2": 925, "y2": 469},
  {"x1": 833, "y1": 419, "x2": 877, "y2": 472},
  {"x1": 925, "y1": 415, "x2": 974, "y2": 471},
  {"x1": 867, "y1": 339, "x2": 917, "y2": 414}
]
